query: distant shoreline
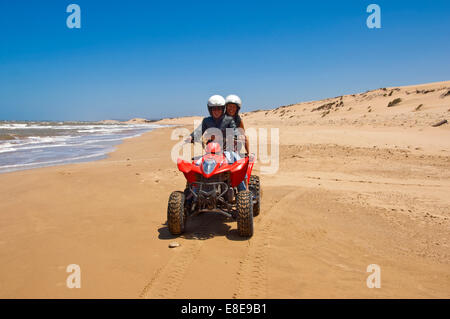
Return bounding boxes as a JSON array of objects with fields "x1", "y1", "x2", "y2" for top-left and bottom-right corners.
[
  {"x1": 0, "y1": 122, "x2": 168, "y2": 174},
  {"x1": 0, "y1": 118, "x2": 161, "y2": 124}
]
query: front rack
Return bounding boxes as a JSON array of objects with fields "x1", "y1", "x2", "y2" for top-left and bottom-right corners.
[{"x1": 188, "y1": 181, "x2": 229, "y2": 199}]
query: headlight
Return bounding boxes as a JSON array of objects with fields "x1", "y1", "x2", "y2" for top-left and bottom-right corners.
[{"x1": 202, "y1": 159, "x2": 217, "y2": 175}]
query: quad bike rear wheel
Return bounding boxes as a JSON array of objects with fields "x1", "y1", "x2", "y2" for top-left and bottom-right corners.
[
  {"x1": 249, "y1": 175, "x2": 261, "y2": 217},
  {"x1": 237, "y1": 190, "x2": 254, "y2": 237},
  {"x1": 167, "y1": 191, "x2": 186, "y2": 235}
]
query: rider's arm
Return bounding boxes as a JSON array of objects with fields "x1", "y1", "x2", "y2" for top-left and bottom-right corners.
[
  {"x1": 227, "y1": 117, "x2": 246, "y2": 153},
  {"x1": 239, "y1": 119, "x2": 250, "y2": 154},
  {"x1": 239, "y1": 118, "x2": 245, "y2": 130}
]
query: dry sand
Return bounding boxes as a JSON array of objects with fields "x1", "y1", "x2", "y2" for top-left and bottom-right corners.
[{"x1": 0, "y1": 81, "x2": 449, "y2": 298}]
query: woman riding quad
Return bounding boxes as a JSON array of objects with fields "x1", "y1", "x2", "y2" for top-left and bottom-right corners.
[
  {"x1": 225, "y1": 94, "x2": 249, "y2": 191},
  {"x1": 225, "y1": 94, "x2": 249, "y2": 154}
]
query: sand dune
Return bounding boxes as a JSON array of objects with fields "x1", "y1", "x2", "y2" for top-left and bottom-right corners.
[
  {"x1": 0, "y1": 81, "x2": 449, "y2": 298},
  {"x1": 236, "y1": 80, "x2": 450, "y2": 129}
]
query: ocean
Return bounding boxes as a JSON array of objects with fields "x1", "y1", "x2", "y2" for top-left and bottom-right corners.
[{"x1": 0, "y1": 121, "x2": 166, "y2": 173}]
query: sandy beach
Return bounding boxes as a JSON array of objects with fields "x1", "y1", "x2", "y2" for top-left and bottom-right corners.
[{"x1": 0, "y1": 81, "x2": 449, "y2": 298}]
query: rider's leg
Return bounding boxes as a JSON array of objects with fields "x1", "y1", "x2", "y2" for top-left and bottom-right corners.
[
  {"x1": 224, "y1": 151, "x2": 246, "y2": 191},
  {"x1": 224, "y1": 151, "x2": 233, "y2": 164}
]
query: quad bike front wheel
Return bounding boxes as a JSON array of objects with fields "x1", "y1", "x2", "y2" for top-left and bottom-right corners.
[
  {"x1": 249, "y1": 175, "x2": 261, "y2": 217},
  {"x1": 237, "y1": 190, "x2": 254, "y2": 237},
  {"x1": 167, "y1": 191, "x2": 186, "y2": 235}
]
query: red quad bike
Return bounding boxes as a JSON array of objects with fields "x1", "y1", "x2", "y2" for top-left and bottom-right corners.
[{"x1": 167, "y1": 142, "x2": 261, "y2": 237}]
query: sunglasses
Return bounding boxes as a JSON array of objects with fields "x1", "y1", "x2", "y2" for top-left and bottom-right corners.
[{"x1": 210, "y1": 106, "x2": 223, "y2": 111}]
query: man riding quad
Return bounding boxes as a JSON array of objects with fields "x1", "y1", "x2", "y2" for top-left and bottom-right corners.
[{"x1": 185, "y1": 95, "x2": 241, "y2": 150}]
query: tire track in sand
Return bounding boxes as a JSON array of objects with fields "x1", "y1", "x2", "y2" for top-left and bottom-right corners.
[
  {"x1": 140, "y1": 217, "x2": 212, "y2": 298},
  {"x1": 233, "y1": 221, "x2": 272, "y2": 298},
  {"x1": 233, "y1": 188, "x2": 298, "y2": 298}
]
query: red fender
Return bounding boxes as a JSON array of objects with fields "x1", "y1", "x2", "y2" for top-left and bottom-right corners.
[
  {"x1": 177, "y1": 158, "x2": 198, "y2": 183},
  {"x1": 230, "y1": 157, "x2": 249, "y2": 187},
  {"x1": 246, "y1": 154, "x2": 256, "y2": 184}
]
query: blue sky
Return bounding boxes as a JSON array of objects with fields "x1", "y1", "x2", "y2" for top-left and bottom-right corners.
[{"x1": 0, "y1": 0, "x2": 449, "y2": 121}]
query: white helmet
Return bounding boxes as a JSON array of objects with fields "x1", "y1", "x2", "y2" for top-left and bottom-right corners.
[
  {"x1": 225, "y1": 94, "x2": 242, "y2": 110},
  {"x1": 207, "y1": 95, "x2": 226, "y2": 115}
]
